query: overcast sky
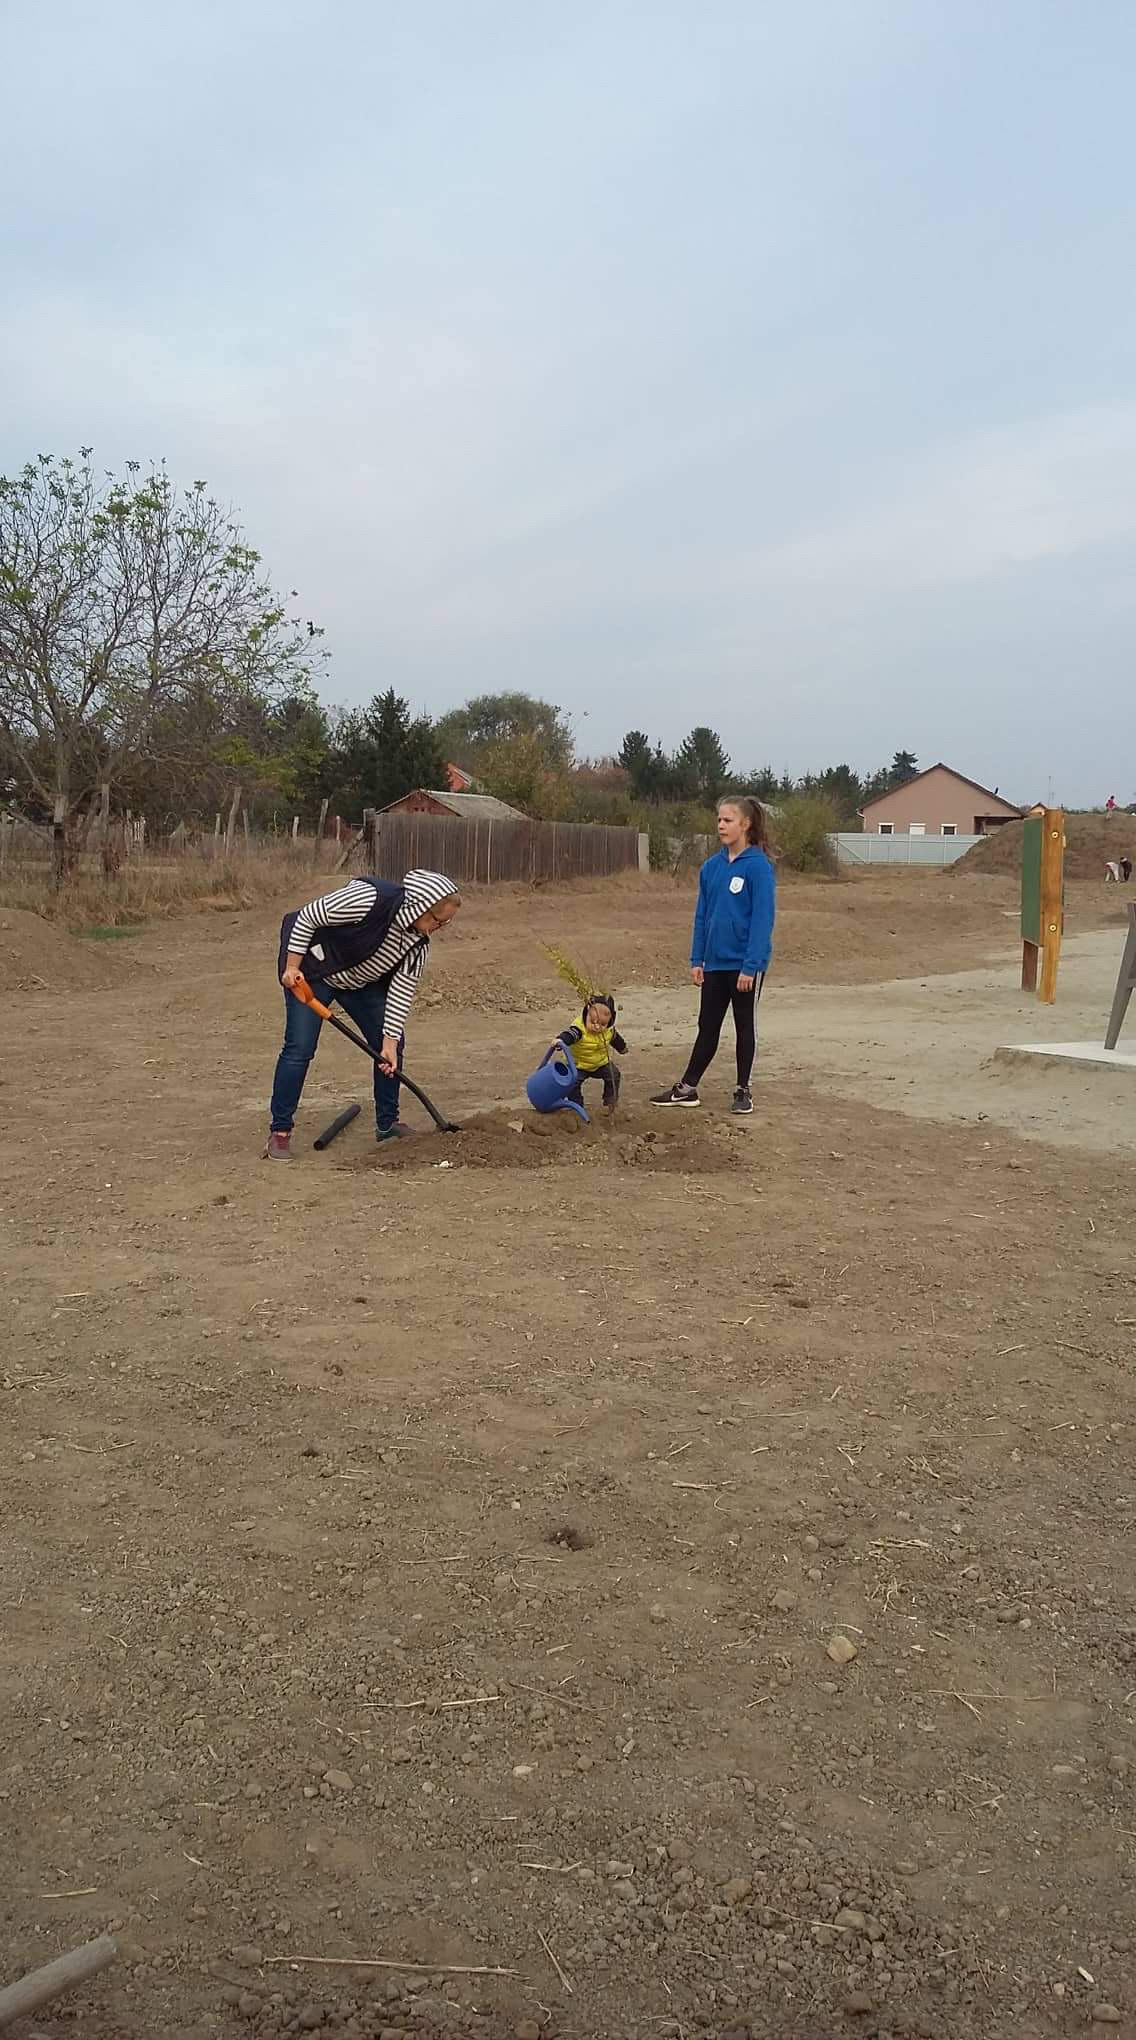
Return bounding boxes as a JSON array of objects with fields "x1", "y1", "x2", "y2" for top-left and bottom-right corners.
[{"x1": 4, "y1": 2, "x2": 1134, "y2": 802}]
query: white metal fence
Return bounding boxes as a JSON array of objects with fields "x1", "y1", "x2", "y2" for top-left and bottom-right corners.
[{"x1": 831, "y1": 831, "x2": 982, "y2": 868}]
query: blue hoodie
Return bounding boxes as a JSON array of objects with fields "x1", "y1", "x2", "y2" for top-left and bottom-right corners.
[{"x1": 690, "y1": 846, "x2": 776, "y2": 977}]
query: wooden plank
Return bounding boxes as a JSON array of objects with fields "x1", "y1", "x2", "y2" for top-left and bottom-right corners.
[
  {"x1": 1020, "y1": 814, "x2": 1042, "y2": 945},
  {"x1": 1038, "y1": 808, "x2": 1065, "y2": 1005},
  {"x1": 1104, "y1": 903, "x2": 1136, "y2": 1051}
]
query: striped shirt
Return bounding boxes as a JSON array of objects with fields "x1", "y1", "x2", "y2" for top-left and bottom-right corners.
[{"x1": 288, "y1": 871, "x2": 456, "y2": 1040}]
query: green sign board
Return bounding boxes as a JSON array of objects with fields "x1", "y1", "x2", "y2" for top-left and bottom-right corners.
[{"x1": 1020, "y1": 815, "x2": 1042, "y2": 945}]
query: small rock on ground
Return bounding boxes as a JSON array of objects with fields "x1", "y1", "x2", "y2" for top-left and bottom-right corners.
[{"x1": 842, "y1": 1990, "x2": 875, "y2": 2014}]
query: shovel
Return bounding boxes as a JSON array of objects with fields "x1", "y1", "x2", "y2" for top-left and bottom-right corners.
[{"x1": 291, "y1": 973, "x2": 460, "y2": 1134}]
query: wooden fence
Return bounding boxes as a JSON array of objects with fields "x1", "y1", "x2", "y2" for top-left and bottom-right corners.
[{"x1": 357, "y1": 810, "x2": 642, "y2": 885}]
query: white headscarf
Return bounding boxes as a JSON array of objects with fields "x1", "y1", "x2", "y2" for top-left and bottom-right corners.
[{"x1": 401, "y1": 870, "x2": 459, "y2": 922}]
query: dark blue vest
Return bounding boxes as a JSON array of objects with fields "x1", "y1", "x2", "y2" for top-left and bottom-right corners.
[{"x1": 278, "y1": 877, "x2": 414, "y2": 986}]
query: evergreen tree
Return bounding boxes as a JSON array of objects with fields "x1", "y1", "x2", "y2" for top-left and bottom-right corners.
[
  {"x1": 618, "y1": 729, "x2": 653, "y2": 796},
  {"x1": 675, "y1": 725, "x2": 730, "y2": 803},
  {"x1": 326, "y1": 689, "x2": 445, "y2": 814}
]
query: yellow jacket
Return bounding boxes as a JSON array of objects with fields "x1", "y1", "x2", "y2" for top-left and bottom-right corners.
[{"x1": 556, "y1": 1019, "x2": 628, "y2": 1073}]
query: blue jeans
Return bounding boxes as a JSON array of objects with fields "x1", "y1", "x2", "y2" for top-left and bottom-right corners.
[{"x1": 270, "y1": 980, "x2": 403, "y2": 1134}]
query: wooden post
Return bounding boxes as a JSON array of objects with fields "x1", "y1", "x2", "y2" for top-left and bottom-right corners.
[
  {"x1": 224, "y1": 787, "x2": 241, "y2": 856},
  {"x1": 1021, "y1": 810, "x2": 1041, "y2": 989},
  {"x1": 314, "y1": 797, "x2": 329, "y2": 867},
  {"x1": 242, "y1": 807, "x2": 251, "y2": 847},
  {"x1": 333, "y1": 825, "x2": 364, "y2": 872},
  {"x1": 291, "y1": 813, "x2": 300, "y2": 840},
  {"x1": 52, "y1": 790, "x2": 68, "y2": 887},
  {"x1": 0, "y1": 1934, "x2": 117, "y2": 2029},
  {"x1": 1038, "y1": 808, "x2": 1065, "y2": 1005},
  {"x1": 1104, "y1": 903, "x2": 1136, "y2": 1051}
]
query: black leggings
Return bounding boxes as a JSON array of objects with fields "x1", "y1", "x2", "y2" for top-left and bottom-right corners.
[{"x1": 682, "y1": 970, "x2": 759, "y2": 1088}]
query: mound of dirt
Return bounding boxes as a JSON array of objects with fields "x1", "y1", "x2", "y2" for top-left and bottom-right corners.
[
  {"x1": 0, "y1": 908, "x2": 120, "y2": 992},
  {"x1": 957, "y1": 812, "x2": 1136, "y2": 881},
  {"x1": 357, "y1": 1104, "x2": 745, "y2": 1173}
]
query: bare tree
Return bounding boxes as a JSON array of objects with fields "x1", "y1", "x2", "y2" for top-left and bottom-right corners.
[{"x1": 0, "y1": 451, "x2": 325, "y2": 881}]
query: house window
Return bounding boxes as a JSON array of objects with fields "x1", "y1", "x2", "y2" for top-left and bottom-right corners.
[
  {"x1": 908, "y1": 823, "x2": 926, "y2": 836},
  {"x1": 941, "y1": 823, "x2": 957, "y2": 837},
  {"x1": 878, "y1": 822, "x2": 894, "y2": 836}
]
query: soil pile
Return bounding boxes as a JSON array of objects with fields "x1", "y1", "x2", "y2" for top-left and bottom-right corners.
[
  {"x1": 0, "y1": 907, "x2": 121, "y2": 992},
  {"x1": 360, "y1": 1104, "x2": 743, "y2": 1173},
  {"x1": 957, "y1": 812, "x2": 1136, "y2": 881}
]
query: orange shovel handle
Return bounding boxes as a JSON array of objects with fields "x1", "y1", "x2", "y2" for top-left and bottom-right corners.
[{"x1": 290, "y1": 971, "x2": 333, "y2": 1019}]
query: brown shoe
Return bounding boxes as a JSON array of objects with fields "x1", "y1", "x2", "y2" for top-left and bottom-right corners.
[{"x1": 264, "y1": 1131, "x2": 293, "y2": 1160}]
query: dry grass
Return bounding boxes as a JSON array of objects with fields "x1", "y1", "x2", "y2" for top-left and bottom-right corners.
[{"x1": 0, "y1": 840, "x2": 321, "y2": 930}]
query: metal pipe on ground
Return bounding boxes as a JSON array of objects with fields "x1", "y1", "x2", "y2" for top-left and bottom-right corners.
[
  {"x1": 313, "y1": 1103, "x2": 361, "y2": 1149},
  {"x1": 0, "y1": 1935, "x2": 118, "y2": 2029}
]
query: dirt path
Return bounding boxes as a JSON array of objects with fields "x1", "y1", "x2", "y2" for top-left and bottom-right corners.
[
  {"x1": 630, "y1": 924, "x2": 1136, "y2": 1155},
  {"x1": 2, "y1": 880, "x2": 1135, "y2": 2040}
]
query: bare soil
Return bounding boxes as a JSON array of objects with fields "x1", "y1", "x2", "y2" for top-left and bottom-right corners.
[
  {"x1": 2, "y1": 871, "x2": 1135, "y2": 2040},
  {"x1": 0, "y1": 905, "x2": 126, "y2": 993}
]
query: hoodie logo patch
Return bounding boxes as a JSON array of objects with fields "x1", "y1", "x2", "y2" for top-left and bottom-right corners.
[{"x1": 729, "y1": 875, "x2": 745, "y2": 894}]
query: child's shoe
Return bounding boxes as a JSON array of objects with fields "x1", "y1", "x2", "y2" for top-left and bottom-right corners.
[
  {"x1": 732, "y1": 1086, "x2": 754, "y2": 1115},
  {"x1": 264, "y1": 1131, "x2": 293, "y2": 1159}
]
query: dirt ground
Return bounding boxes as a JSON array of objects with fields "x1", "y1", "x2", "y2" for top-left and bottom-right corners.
[{"x1": 2, "y1": 869, "x2": 1135, "y2": 2040}]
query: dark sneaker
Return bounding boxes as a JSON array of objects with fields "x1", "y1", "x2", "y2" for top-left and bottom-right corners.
[
  {"x1": 651, "y1": 1082, "x2": 700, "y2": 1107},
  {"x1": 377, "y1": 1123, "x2": 411, "y2": 1142},
  {"x1": 264, "y1": 1131, "x2": 293, "y2": 1160},
  {"x1": 732, "y1": 1086, "x2": 754, "y2": 1116}
]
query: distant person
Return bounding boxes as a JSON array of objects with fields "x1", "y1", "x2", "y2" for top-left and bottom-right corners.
[
  {"x1": 1106, "y1": 860, "x2": 1121, "y2": 882},
  {"x1": 1122, "y1": 855, "x2": 1133, "y2": 883},
  {"x1": 652, "y1": 796, "x2": 776, "y2": 1117},
  {"x1": 266, "y1": 869, "x2": 461, "y2": 1158},
  {"x1": 1106, "y1": 794, "x2": 1117, "y2": 815}
]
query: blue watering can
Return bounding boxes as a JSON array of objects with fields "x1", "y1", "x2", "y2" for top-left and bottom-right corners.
[{"x1": 526, "y1": 1045, "x2": 589, "y2": 1122}]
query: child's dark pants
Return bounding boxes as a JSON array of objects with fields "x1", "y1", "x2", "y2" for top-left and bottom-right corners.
[{"x1": 568, "y1": 1063, "x2": 621, "y2": 1109}]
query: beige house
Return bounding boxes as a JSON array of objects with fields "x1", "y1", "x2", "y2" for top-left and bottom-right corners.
[{"x1": 860, "y1": 764, "x2": 1023, "y2": 838}]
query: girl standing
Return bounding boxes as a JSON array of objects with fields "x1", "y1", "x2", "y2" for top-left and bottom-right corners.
[{"x1": 652, "y1": 797, "x2": 775, "y2": 1115}]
